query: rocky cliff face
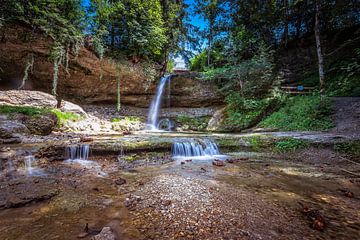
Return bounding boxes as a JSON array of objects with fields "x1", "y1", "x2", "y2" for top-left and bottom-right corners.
[{"x1": 0, "y1": 24, "x2": 223, "y2": 108}]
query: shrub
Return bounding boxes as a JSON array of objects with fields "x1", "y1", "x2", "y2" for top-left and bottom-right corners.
[{"x1": 222, "y1": 93, "x2": 276, "y2": 131}]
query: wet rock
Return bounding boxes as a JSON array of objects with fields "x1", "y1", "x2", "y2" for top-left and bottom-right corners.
[
  {"x1": 226, "y1": 159, "x2": 234, "y2": 163},
  {"x1": 91, "y1": 227, "x2": 115, "y2": 240},
  {"x1": 0, "y1": 120, "x2": 29, "y2": 138},
  {"x1": 80, "y1": 136, "x2": 94, "y2": 142},
  {"x1": 1, "y1": 190, "x2": 59, "y2": 209},
  {"x1": 124, "y1": 194, "x2": 141, "y2": 210},
  {"x1": 340, "y1": 189, "x2": 354, "y2": 198},
  {"x1": 36, "y1": 145, "x2": 65, "y2": 161},
  {"x1": 212, "y1": 160, "x2": 225, "y2": 167},
  {"x1": 22, "y1": 112, "x2": 58, "y2": 135},
  {"x1": 115, "y1": 178, "x2": 126, "y2": 185}
]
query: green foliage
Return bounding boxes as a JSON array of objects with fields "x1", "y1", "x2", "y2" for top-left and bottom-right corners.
[
  {"x1": 202, "y1": 44, "x2": 277, "y2": 98},
  {"x1": 274, "y1": 139, "x2": 309, "y2": 152},
  {"x1": 0, "y1": 105, "x2": 49, "y2": 116},
  {"x1": 190, "y1": 51, "x2": 208, "y2": 72},
  {"x1": 111, "y1": 116, "x2": 142, "y2": 123},
  {"x1": 222, "y1": 93, "x2": 274, "y2": 131},
  {"x1": 248, "y1": 136, "x2": 262, "y2": 151},
  {"x1": 51, "y1": 109, "x2": 81, "y2": 125},
  {"x1": 166, "y1": 59, "x2": 175, "y2": 73},
  {"x1": 90, "y1": 0, "x2": 167, "y2": 61},
  {"x1": 260, "y1": 96, "x2": 333, "y2": 131},
  {"x1": 327, "y1": 48, "x2": 360, "y2": 97},
  {"x1": 175, "y1": 115, "x2": 210, "y2": 131},
  {"x1": 334, "y1": 141, "x2": 360, "y2": 158}
]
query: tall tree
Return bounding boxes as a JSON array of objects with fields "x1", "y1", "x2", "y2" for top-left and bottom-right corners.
[
  {"x1": 194, "y1": 0, "x2": 222, "y2": 66},
  {"x1": 314, "y1": 0, "x2": 325, "y2": 95}
]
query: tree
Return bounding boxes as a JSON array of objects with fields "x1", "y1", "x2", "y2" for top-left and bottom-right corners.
[
  {"x1": 314, "y1": 0, "x2": 325, "y2": 95},
  {"x1": 194, "y1": 0, "x2": 223, "y2": 67}
]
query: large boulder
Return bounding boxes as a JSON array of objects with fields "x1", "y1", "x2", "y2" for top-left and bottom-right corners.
[{"x1": 0, "y1": 90, "x2": 57, "y2": 108}]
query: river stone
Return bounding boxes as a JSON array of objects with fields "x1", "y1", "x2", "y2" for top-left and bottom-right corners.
[
  {"x1": 0, "y1": 90, "x2": 57, "y2": 108},
  {"x1": 91, "y1": 227, "x2": 115, "y2": 240}
]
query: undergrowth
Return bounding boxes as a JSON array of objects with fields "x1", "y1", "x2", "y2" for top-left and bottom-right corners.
[
  {"x1": 51, "y1": 109, "x2": 81, "y2": 125},
  {"x1": 259, "y1": 95, "x2": 333, "y2": 131},
  {"x1": 274, "y1": 139, "x2": 309, "y2": 152}
]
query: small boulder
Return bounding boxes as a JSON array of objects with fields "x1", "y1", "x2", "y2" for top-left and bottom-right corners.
[
  {"x1": 22, "y1": 112, "x2": 58, "y2": 135},
  {"x1": 115, "y1": 178, "x2": 126, "y2": 185},
  {"x1": 61, "y1": 101, "x2": 88, "y2": 117},
  {"x1": 91, "y1": 227, "x2": 115, "y2": 240},
  {"x1": 212, "y1": 159, "x2": 225, "y2": 167}
]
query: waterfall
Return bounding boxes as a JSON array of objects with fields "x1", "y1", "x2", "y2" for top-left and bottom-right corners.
[
  {"x1": 66, "y1": 144, "x2": 91, "y2": 160},
  {"x1": 147, "y1": 75, "x2": 171, "y2": 130},
  {"x1": 24, "y1": 154, "x2": 35, "y2": 175},
  {"x1": 24, "y1": 154, "x2": 45, "y2": 176},
  {"x1": 172, "y1": 139, "x2": 224, "y2": 159}
]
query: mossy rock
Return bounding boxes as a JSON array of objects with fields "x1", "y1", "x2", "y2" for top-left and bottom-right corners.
[{"x1": 22, "y1": 112, "x2": 58, "y2": 135}]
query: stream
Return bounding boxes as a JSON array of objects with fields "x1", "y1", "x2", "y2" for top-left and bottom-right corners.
[{"x1": 0, "y1": 132, "x2": 359, "y2": 240}]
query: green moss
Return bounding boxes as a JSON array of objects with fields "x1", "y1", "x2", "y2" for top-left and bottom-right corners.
[
  {"x1": 0, "y1": 105, "x2": 50, "y2": 116},
  {"x1": 259, "y1": 95, "x2": 333, "y2": 131},
  {"x1": 51, "y1": 109, "x2": 81, "y2": 125},
  {"x1": 111, "y1": 116, "x2": 142, "y2": 123},
  {"x1": 274, "y1": 138, "x2": 309, "y2": 152}
]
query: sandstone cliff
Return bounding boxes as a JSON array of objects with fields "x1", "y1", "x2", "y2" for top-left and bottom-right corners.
[{"x1": 0, "y1": 24, "x2": 223, "y2": 108}]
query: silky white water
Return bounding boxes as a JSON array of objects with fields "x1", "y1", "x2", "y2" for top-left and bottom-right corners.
[
  {"x1": 172, "y1": 139, "x2": 227, "y2": 161},
  {"x1": 147, "y1": 75, "x2": 171, "y2": 130}
]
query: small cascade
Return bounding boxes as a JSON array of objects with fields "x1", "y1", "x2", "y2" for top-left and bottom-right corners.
[
  {"x1": 147, "y1": 75, "x2": 172, "y2": 130},
  {"x1": 64, "y1": 144, "x2": 106, "y2": 177},
  {"x1": 24, "y1": 154, "x2": 35, "y2": 175},
  {"x1": 66, "y1": 144, "x2": 91, "y2": 160},
  {"x1": 24, "y1": 154, "x2": 45, "y2": 176},
  {"x1": 117, "y1": 145, "x2": 124, "y2": 163},
  {"x1": 172, "y1": 139, "x2": 224, "y2": 159}
]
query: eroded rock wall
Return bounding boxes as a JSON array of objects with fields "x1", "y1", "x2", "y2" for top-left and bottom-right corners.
[{"x1": 0, "y1": 24, "x2": 223, "y2": 108}]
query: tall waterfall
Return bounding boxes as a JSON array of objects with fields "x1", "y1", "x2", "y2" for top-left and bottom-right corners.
[
  {"x1": 172, "y1": 139, "x2": 225, "y2": 160},
  {"x1": 147, "y1": 75, "x2": 171, "y2": 130}
]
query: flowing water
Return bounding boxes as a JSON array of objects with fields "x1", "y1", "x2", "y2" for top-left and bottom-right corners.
[
  {"x1": 64, "y1": 144, "x2": 106, "y2": 177},
  {"x1": 147, "y1": 75, "x2": 171, "y2": 131},
  {"x1": 66, "y1": 144, "x2": 90, "y2": 161},
  {"x1": 172, "y1": 139, "x2": 227, "y2": 160},
  {"x1": 24, "y1": 154, "x2": 46, "y2": 176}
]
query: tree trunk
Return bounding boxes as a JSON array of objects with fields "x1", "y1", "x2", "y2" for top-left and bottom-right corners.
[
  {"x1": 208, "y1": 26, "x2": 212, "y2": 67},
  {"x1": 314, "y1": 1, "x2": 325, "y2": 95}
]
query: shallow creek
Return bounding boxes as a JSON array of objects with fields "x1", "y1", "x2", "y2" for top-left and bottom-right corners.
[{"x1": 0, "y1": 134, "x2": 359, "y2": 240}]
